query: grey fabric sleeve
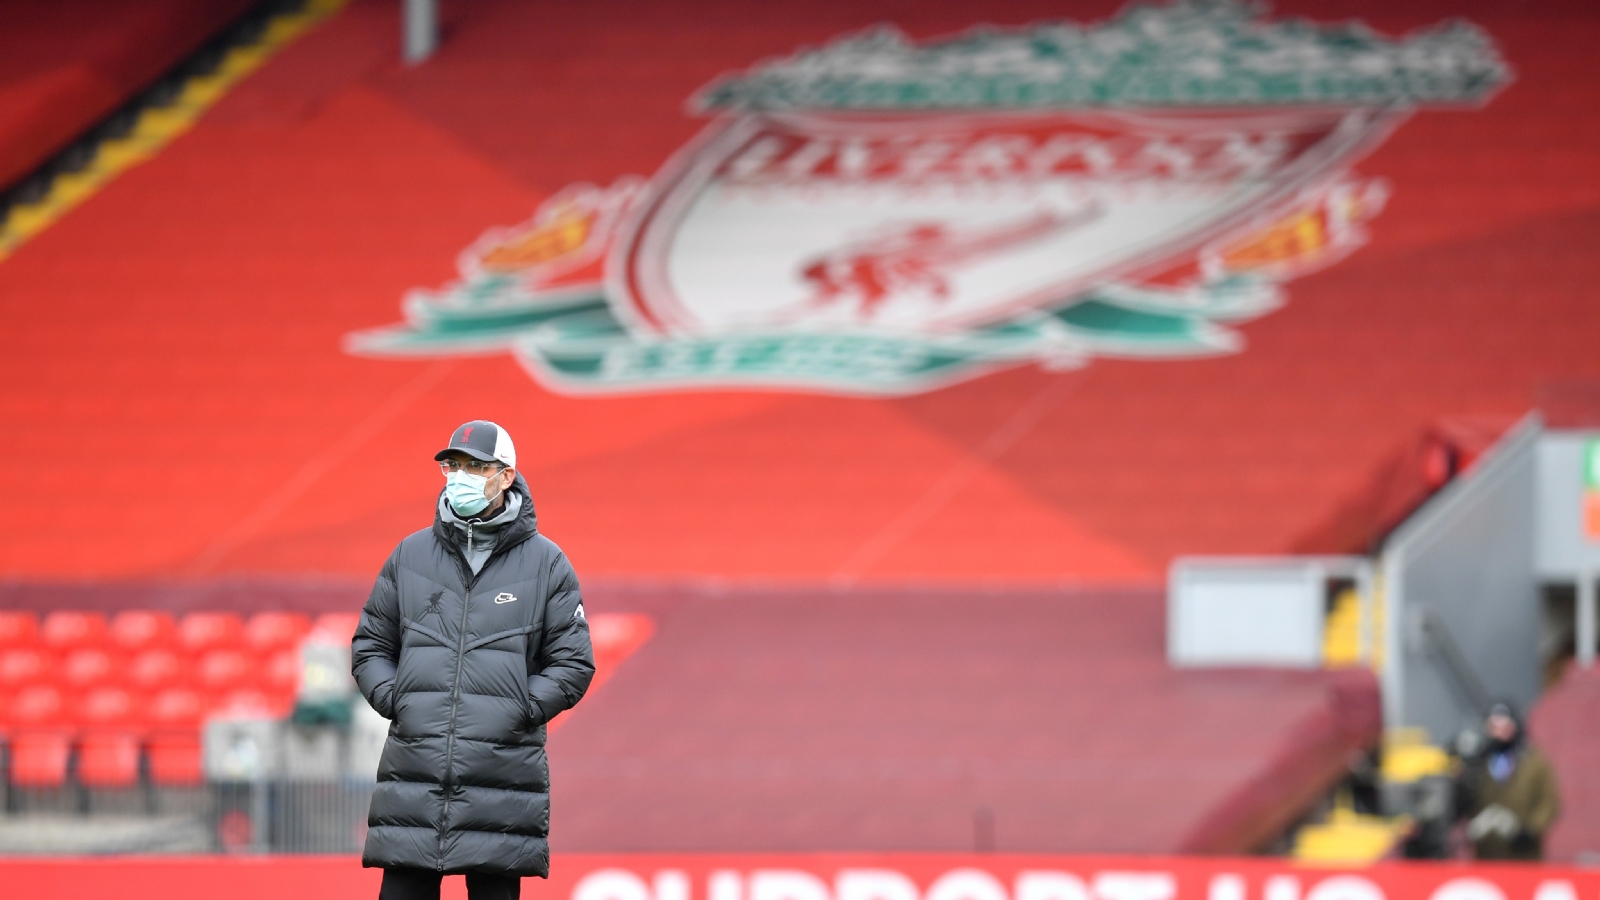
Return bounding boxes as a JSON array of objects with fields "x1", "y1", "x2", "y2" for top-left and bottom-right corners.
[
  {"x1": 351, "y1": 549, "x2": 402, "y2": 719},
  {"x1": 526, "y1": 552, "x2": 595, "y2": 726}
]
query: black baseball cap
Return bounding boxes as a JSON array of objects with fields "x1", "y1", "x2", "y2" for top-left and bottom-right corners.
[{"x1": 434, "y1": 420, "x2": 517, "y2": 468}]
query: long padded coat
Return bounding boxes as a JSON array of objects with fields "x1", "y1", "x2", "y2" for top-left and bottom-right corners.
[{"x1": 351, "y1": 476, "x2": 594, "y2": 877}]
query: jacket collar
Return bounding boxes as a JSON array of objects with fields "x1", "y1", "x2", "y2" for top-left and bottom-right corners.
[{"x1": 432, "y1": 473, "x2": 538, "y2": 559}]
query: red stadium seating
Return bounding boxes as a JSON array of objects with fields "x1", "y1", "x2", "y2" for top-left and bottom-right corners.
[
  {"x1": 243, "y1": 611, "x2": 310, "y2": 655},
  {"x1": 78, "y1": 732, "x2": 142, "y2": 788},
  {"x1": 6, "y1": 684, "x2": 72, "y2": 787},
  {"x1": 310, "y1": 613, "x2": 359, "y2": 645},
  {"x1": 216, "y1": 688, "x2": 286, "y2": 719},
  {"x1": 195, "y1": 648, "x2": 253, "y2": 697},
  {"x1": 76, "y1": 687, "x2": 143, "y2": 788},
  {"x1": 144, "y1": 686, "x2": 203, "y2": 733},
  {"x1": 0, "y1": 611, "x2": 38, "y2": 649},
  {"x1": 9, "y1": 733, "x2": 72, "y2": 788},
  {"x1": 60, "y1": 647, "x2": 118, "y2": 692},
  {"x1": 40, "y1": 611, "x2": 108, "y2": 653},
  {"x1": 0, "y1": 0, "x2": 257, "y2": 188},
  {"x1": 144, "y1": 687, "x2": 205, "y2": 785},
  {"x1": 128, "y1": 648, "x2": 189, "y2": 694},
  {"x1": 0, "y1": 647, "x2": 51, "y2": 693},
  {"x1": 176, "y1": 612, "x2": 243, "y2": 656},
  {"x1": 76, "y1": 686, "x2": 138, "y2": 731},
  {"x1": 4, "y1": 0, "x2": 1600, "y2": 857},
  {"x1": 0, "y1": 607, "x2": 346, "y2": 792},
  {"x1": 110, "y1": 610, "x2": 176, "y2": 653},
  {"x1": 146, "y1": 736, "x2": 202, "y2": 785},
  {"x1": 262, "y1": 648, "x2": 300, "y2": 704},
  {"x1": 4, "y1": 684, "x2": 67, "y2": 728},
  {"x1": 586, "y1": 613, "x2": 655, "y2": 698}
]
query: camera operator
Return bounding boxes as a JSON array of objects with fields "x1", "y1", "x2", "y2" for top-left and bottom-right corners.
[{"x1": 1457, "y1": 702, "x2": 1560, "y2": 861}]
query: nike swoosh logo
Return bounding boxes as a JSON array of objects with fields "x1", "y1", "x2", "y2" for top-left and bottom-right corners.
[{"x1": 494, "y1": 593, "x2": 517, "y2": 604}]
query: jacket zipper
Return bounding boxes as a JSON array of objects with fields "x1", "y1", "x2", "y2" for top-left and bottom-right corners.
[
  {"x1": 434, "y1": 513, "x2": 507, "y2": 869},
  {"x1": 437, "y1": 524, "x2": 476, "y2": 870}
]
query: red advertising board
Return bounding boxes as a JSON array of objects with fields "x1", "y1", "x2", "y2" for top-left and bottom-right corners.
[{"x1": 3, "y1": 855, "x2": 1595, "y2": 900}]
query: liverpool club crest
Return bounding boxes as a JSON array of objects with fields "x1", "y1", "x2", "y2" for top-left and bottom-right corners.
[{"x1": 346, "y1": 0, "x2": 1507, "y2": 396}]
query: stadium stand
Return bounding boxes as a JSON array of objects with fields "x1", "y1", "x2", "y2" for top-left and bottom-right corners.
[
  {"x1": 0, "y1": 0, "x2": 1597, "y2": 583},
  {"x1": 0, "y1": 605, "x2": 648, "y2": 802},
  {"x1": 0, "y1": 0, "x2": 255, "y2": 191},
  {"x1": 0, "y1": 585, "x2": 1368, "y2": 853},
  {"x1": 1, "y1": 0, "x2": 1599, "y2": 862},
  {"x1": 1530, "y1": 667, "x2": 1600, "y2": 861},
  {"x1": 0, "y1": 609, "x2": 342, "y2": 791},
  {"x1": 551, "y1": 585, "x2": 1379, "y2": 854}
]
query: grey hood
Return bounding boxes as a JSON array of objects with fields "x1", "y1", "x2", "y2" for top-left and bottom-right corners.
[{"x1": 436, "y1": 474, "x2": 535, "y2": 575}]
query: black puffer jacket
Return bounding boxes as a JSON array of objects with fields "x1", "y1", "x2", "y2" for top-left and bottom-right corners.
[{"x1": 351, "y1": 475, "x2": 594, "y2": 876}]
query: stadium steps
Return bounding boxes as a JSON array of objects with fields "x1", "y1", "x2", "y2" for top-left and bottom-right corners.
[{"x1": 1531, "y1": 664, "x2": 1600, "y2": 861}]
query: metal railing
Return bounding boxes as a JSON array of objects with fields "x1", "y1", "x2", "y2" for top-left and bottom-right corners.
[{"x1": 0, "y1": 779, "x2": 375, "y2": 854}]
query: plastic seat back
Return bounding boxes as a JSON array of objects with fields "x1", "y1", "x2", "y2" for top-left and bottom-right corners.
[
  {"x1": 244, "y1": 611, "x2": 310, "y2": 655},
  {"x1": 0, "y1": 611, "x2": 39, "y2": 649},
  {"x1": 76, "y1": 687, "x2": 143, "y2": 788},
  {"x1": 41, "y1": 611, "x2": 109, "y2": 653},
  {"x1": 216, "y1": 688, "x2": 286, "y2": 719},
  {"x1": 77, "y1": 686, "x2": 139, "y2": 732},
  {"x1": 145, "y1": 687, "x2": 205, "y2": 785},
  {"x1": 147, "y1": 732, "x2": 202, "y2": 785},
  {"x1": 61, "y1": 647, "x2": 119, "y2": 691},
  {"x1": 110, "y1": 610, "x2": 176, "y2": 653},
  {"x1": 145, "y1": 687, "x2": 203, "y2": 734},
  {"x1": 0, "y1": 647, "x2": 52, "y2": 692},
  {"x1": 263, "y1": 648, "x2": 301, "y2": 705},
  {"x1": 8, "y1": 684, "x2": 69, "y2": 732},
  {"x1": 311, "y1": 613, "x2": 360, "y2": 644},
  {"x1": 10, "y1": 731, "x2": 72, "y2": 787},
  {"x1": 78, "y1": 730, "x2": 142, "y2": 787},
  {"x1": 129, "y1": 648, "x2": 189, "y2": 694},
  {"x1": 176, "y1": 612, "x2": 244, "y2": 656},
  {"x1": 196, "y1": 648, "x2": 253, "y2": 697}
]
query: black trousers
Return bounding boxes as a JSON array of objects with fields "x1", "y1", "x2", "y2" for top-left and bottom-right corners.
[{"x1": 379, "y1": 867, "x2": 521, "y2": 900}]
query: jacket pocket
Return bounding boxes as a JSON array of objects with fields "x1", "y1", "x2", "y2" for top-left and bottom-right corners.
[
  {"x1": 375, "y1": 680, "x2": 398, "y2": 719},
  {"x1": 523, "y1": 686, "x2": 544, "y2": 733},
  {"x1": 464, "y1": 625, "x2": 541, "y2": 735}
]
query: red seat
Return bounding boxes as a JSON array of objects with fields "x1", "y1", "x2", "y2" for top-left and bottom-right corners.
[
  {"x1": 145, "y1": 687, "x2": 203, "y2": 733},
  {"x1": 176, "y1": 612, "x2": 243, "y2": 656},
  {"x1": 76, "y1": 687, "x2": 143, "y2": 787},
  {"x1": 243, "y1": 611, "x2": 310, "y2": 655},
  {"x1": 7, "y1": 685, "x2": 72, "y2": 787},
  {"x1": 129, "y1": 648, "x2": 189, "y2": 694},
  {"x1": 0, "y1": 611, "x2": 39, "y2": 649},
  {"x1": 311, "y1": 612, "x2": 360, "y2": 644},
  {"x1": 196, "y1": 648, "x2": 254, "y2": 697},
  {"x1": 146, "y1": 732, "x2": 202, "y2": 785},
  {"x1": 79, "y1": 731, "x2": 142, "y2": 787},
  {"x1": 41, "y1": 611, "x2": 109, "y2": 653},
  {"x1": 60, "y1": 647, "x2": 119, "y2": 691},
  {"x1": 216, "y1": 688, "x2": 286, "y2": 719},
  {"x1": 144, "y1": 687, "x2": 204, "y2": 785},
  {"x1": 8, "y1": 683, "x2": 69, "y2": 730},
  {"x1": 110, "y1": 610, "x2": 176, "y2": 653},
  {"x1": 263, "y1": 647, "x2": 301, "y2": 700},
  {"x1": 11, "y1": 731, "x2": 73, "y2": 787},
  {"x1": 77, "y1": 686, "x2": 139, "y2": 731},
  {"x1": 0, "y1": 647, "x2": 52, "y2": 693}
]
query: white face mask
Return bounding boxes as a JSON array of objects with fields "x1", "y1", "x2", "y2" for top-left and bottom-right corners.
[{"x1": 444, "y1": 470, "x2": 500, "y2": 517}]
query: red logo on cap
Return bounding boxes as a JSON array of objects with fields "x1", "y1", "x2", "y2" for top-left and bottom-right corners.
[{"x1": 461, "y1": 426, "x2": 474, "y2": 442}]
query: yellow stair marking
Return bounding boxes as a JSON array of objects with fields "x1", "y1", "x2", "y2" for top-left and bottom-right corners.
[{"x1": 0, "y1": 0, "x2": 348, "y2": 261}]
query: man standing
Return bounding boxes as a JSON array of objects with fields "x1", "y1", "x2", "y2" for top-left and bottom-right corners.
[
  {"x1": 352, "y1": 420, "x2": 594, "y2": 899},
  {"x1": 1461, "y1": 701, "x2": 1561, "y2": 860}
]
